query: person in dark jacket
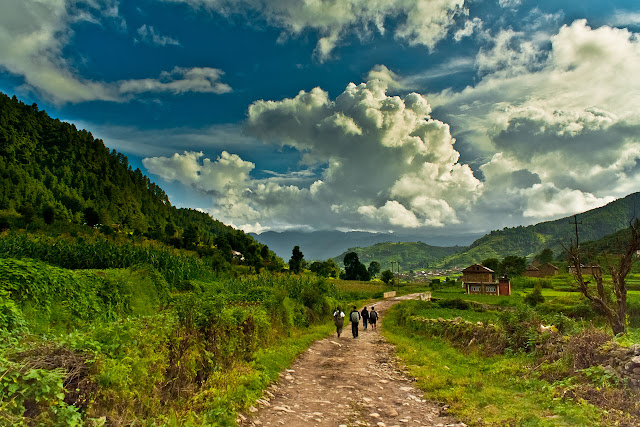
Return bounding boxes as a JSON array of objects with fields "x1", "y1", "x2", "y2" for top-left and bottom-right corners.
[
  {"x1": 361, "y1": 306, "x2": 369, "y2": 330},
  {"x1": 369, "y1": 307, "x2": 379, "y2": 330},
  {"x1": 349, "y1": 306, "x2": 360, "y2": 338}
]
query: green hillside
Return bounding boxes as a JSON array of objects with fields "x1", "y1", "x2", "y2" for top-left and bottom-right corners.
[
  {"x1": 332, "y1": 241, "x2": 466, "y2": 272},
  {"x1": 443, "y1": 193, "x2": 640, "y2": 267},
  {"x1": 0, "y1": 93, "x2": 278, "y2": 269}
]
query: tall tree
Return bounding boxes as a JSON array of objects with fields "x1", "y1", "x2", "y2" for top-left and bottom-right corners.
[
  {"x1": 289, "y1": 245, "x2": 304, "y2": 274},
  {"x1": 343, "y1": 252, "x2": 360, "y2": 280},
  {"x1": 368, "y1": 261, "x2": 381, "y2": 278},
  {"x1": 344, "y1": 252, "x2": 370, "y2": 281},
  {"x1": 500, "y1": 255, "x2": 527, "y2": 277},
  {"x1": 569, "y1": 220, "x2": 640, "y2": 335},
  {"x1": 537, "y1": 248, "x2": 554, "y2": 264}
]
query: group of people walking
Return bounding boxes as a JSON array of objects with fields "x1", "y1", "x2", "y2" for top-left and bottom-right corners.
[{"x1": 333, "y1": 305, "x2": 378, "y2": 338}]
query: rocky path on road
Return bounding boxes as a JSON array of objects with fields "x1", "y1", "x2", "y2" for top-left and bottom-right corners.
[{"x1": 238, "y1": 294, "x2": 467, "y2": 427}]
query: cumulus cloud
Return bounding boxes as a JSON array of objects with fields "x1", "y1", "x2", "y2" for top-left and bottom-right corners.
[
  {"x1": 0, "y1": 0, "x2": 229, "y2": 103},
  {"x1": 430, "y1": 19, "x2": 640, "y2": 225},
  {"x1": 136, "y1": 24, "x2": 181, "y2": 46},
  {"x1": 163, "y1": 0, "x2": 468, "y2": 60},
  {"x1": 144, "y1": 75, "x2": 481, "y2": 232}
]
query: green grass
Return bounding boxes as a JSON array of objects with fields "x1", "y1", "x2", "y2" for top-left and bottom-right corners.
[{"x1": 383, "y1": 304, "x2": 603, "y2": 426}]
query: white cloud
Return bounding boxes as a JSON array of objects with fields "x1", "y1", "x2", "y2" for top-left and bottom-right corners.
[
  {"x1": 163, "y1": 0, "x2": 468, "y2": 60},
  {"x1": 136, "y1": 24, "x2": 181, "y2": 46},
  {"x1": 144, "y1": 74, "x2": 481, "y2": 232},
  {"x1": 431, "y1": 19, "x2": 640, "y2": 226},
  {"x1": 119, "y1": 67, "x2": 231, "y2": 95},
  {"x1": 608, "y1": 10, "x2": 640, "y2": 27},
  {"x1": 498, "y1": 0, "x2": 521, "y2": 9},
  {"x1": 0, "y1": 0, "x2": 119, "y2": 103},
  {"x1": 454, "y1": 17, "x2": 482, "y2": 42},
  {"x1": 0, "y1": 0, "x2": 229, "y2": 103}
]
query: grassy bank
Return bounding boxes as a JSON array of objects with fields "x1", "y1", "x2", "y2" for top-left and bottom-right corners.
[
  {"x1": 382, "y1": 301, "x2": 601, "y2": 425},
  {"x1": 0, "y1": 257, "x2": 350, "y2": 426}
]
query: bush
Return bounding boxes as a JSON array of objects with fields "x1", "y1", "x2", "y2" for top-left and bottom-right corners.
[
  {"x1": 524, "y1": 284, "x2": 545, "y2": 306},
  {"x1": 498, "y1": 306, "x2": 542, "y2": 353}
]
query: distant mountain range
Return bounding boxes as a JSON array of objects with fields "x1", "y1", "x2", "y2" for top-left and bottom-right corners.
[
  {"x1": 441, "y1": 192, "x2": 640, "y2": 267},
  {"x1": 253, "y1": 192, "x2": 640, "y2": 271},
  {"x1": 249, "y1": 230, "x2": 482, "y2": 261},
  {"x1": 331, "y1": 241, "x2": 466, "y2": 272}
]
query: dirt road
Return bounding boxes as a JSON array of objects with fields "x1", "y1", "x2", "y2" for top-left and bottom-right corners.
[{"x1": 239, "y1": 294, "x2": 466, "y2": 427}]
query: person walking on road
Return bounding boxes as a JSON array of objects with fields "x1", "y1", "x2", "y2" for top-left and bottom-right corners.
[
  {"x1": 369, "y1": 306, "x2": 379, "y2": 330},
  {"x1": 333, "y1": 307, "x2": 345, "y2": 338},
  {"x1": 349, "y1": 306, "x2": 360, "y2": 338},
  {"x1": 361, "y1": 306, "x2": 369, "y2": 330}
]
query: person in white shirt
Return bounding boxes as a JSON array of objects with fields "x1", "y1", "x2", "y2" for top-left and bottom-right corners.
[{"x1": 333, "y1": 307, "x2": 345, "y2": 338}]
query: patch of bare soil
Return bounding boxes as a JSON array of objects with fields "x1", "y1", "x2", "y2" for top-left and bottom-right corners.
[{"x1": 239, "y1": 294, "x2": 467, "y2": 427}]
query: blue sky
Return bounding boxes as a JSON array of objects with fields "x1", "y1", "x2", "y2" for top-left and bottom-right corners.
[{"x1": 2, "y1": 0, "x2": 640, "y2": 239}]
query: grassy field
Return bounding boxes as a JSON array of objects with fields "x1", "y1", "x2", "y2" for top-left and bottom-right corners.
[
  {"x1": 381, "y1": 273, "x2": 640, "y2": 426},
  {"x1": 384, "y1": 327, "x2": 603, "y2": 426}
]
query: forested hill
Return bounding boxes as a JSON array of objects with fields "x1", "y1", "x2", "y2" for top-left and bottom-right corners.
[
  {"x1": 443, "y1": 192, "x2": 640, "y2": 267},
  {"x1": 332, "y1": 241, "x2": 466, "y2": 271},
  {"x1": 0, "y1": 92, "x2": 272, "y2": 264}
]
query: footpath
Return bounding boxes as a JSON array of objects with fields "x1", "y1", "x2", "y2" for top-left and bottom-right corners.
[{"x1": 239, "y1": 294, "x2": 467, "y2": 427}]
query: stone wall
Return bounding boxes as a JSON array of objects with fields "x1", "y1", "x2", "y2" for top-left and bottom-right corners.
[{"x1": 602, "y1": 343, "x2": 640, "y2": 387}]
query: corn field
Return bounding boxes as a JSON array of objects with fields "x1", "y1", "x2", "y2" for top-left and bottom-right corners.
[{"x1": 0, "y1": 231, "x2": 212, "y2": 286}]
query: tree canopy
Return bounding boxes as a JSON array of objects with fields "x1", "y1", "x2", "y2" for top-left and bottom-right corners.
[
  {"x1": 289, "y1": 245, "x2": 304, "y2": 274},
  {"x1": 343, "y1": 252, "x2": 370, "y2": 281}
]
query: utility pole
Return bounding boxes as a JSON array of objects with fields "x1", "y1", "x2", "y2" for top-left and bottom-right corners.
[
  {"x1": 569, "y1": 214, "x2": 582, "y2": 250},
  {"x1": 390, "y1": 261, "x2": 399, "y2": 287}
]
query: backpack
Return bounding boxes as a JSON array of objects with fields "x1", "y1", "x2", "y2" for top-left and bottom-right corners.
[
  {"x1": 334, "y1": 312, "x2": 344, "y2": 327},
  {"x1": 370, "y1": 310, "x2": 378, "y2": 321},
  {"x1": 350, "y1": 310, "x2": 359, "y2": 323}
]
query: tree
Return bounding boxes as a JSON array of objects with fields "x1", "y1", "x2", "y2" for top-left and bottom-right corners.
[
  {"x1": 381, "y1": 269, "x2": 394, "y2": 284},
  {"x1": 500, "y1": 255, "x2": 527, "y2": 277},
  {"x1": 42, "y1": 205, "x2": 55, "y2": 225},
  {"x1": 310, "y1": 259, "x2": 340, "y2": 278},
  {"x1": 524, "y1": 284, "x2": 545, "y2": 306},
  {"x1": 343, "y1": 252, "x2": 370, "y2": 281},
  {"x1": 20, "y1": 203, "x2": 36, "y2": 225},
  {"x1": 343, "y1": 252, "x2": 360, "y2": 280},
  {"x1": 481, "y1": 258, "x2": 500, "y2": 273},
  {"x1": 569, "y1": 220, "x2": 640, "y2": 335},
  {"x1": 537, "y1": 248, "x2": 554, "y2": 264},
  {"x1": 84, "y1": 206, "x2": 100, "y2": 227},
  {"x1": 289, "y1": 245, "x2": 304, "y2": 274},
  {"x1": 368, "y1": 261, "x2": 381, "y2": 278}
]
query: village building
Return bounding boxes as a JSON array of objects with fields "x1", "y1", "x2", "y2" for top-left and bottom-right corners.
[
  {"x1": 523, "y1": 265, "x2": 539, "y2": 278},
  {"x1": 523, "y1": 262, "x2": 559, "y2": 278},
  {"x1": 538, "y1": 262, "x2": 559, "y2": 277},
  {"x1": 461, "y1": 264, "x2": 511, "y2": 296}
]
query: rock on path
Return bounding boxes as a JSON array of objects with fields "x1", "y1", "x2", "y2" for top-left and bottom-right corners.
[{"x1": 239, "y1": 294, "x2": 467, "y2": 427}]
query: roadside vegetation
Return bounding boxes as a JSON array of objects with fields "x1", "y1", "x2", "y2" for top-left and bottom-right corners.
[
  {"x1": 384, "y1": 275, "x2": 640, "y2": 426},
  {"x1": 0, "y1": 236, "x2": 382, "y2": 426}
]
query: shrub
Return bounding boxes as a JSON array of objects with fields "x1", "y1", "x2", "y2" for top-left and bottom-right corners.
[
  {"x1": 524, "y1": 284, "x2": 545, "y2": 306},
  {"x1": 566, "y1": 326, "x2": 611, "y2": 370}
]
